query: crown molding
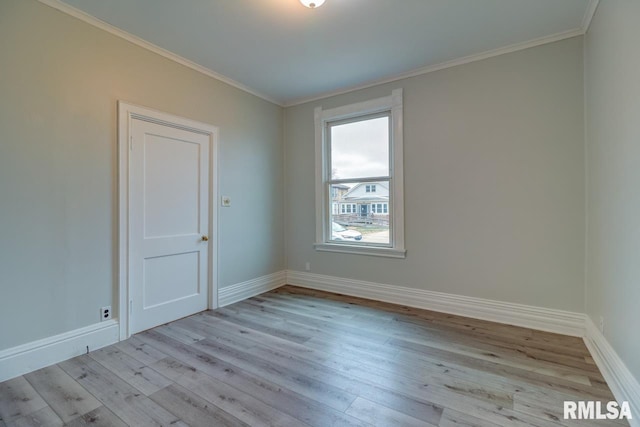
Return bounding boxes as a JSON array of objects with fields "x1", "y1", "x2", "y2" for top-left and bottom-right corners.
[
  {"x1": 39, "y1": 0, "x2": 590, "y2": 109},
  {"x1": 38, "y1": 0, "x2": 284, "y2": 106},
  {"x1": 284, "y1": 28, "x2": 584, "y2": 107},
  {"x1": 581, "y1": 0, "x2": 600, "y2": 33}
]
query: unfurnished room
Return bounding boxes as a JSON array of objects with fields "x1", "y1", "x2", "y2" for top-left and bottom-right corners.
[{"x1": 0, "y1": 0, "x2": 639, "y2": 426}]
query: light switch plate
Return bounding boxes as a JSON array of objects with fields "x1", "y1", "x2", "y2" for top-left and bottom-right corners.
[{"x1": 221, "y1": 196, "x2": 231, "y2": 207}]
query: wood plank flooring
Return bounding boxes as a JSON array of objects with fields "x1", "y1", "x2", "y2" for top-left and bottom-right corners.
[{"x1": 0, "y1": 285, "x2": 626, "y2": 426}]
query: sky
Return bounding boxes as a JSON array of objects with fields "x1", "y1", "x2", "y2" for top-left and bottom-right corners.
[{"x1": 330, "y1": 116, "x2": 389, "y2": 181}]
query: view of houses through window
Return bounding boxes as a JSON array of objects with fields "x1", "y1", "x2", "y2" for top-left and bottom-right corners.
[
  {"x1": 328, "y1": 115, "x2": 391, "y2": 245},
  {"x1": 330, "y1": 181, "x2": 390, "y2": 244}
]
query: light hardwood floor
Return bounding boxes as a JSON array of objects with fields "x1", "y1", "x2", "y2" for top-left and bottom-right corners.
[{"x1": 0, "y1": 286, "x2": 626, "y2": 426}]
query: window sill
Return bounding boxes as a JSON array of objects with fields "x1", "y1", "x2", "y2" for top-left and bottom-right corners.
[{"x1": 314, "y1": 243, "x2": 406, "y2": 259}]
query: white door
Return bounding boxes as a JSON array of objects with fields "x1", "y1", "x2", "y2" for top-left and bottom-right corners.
[{"x1": 129, "y1": 118, "x2": 210, "y2": 334}]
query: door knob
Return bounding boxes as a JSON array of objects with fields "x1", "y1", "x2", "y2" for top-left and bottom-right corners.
[{"x1": 201, "y1": 235, "x2": 209, "y2": 242}]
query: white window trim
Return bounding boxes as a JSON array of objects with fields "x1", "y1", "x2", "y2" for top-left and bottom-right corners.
[{"x1": 314, "y1": 89, "x2": 406, "y2": 258}]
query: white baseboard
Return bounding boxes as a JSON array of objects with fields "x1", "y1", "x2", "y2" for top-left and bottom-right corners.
[
  {"x1": 286, "y1": 271, "x2": 640, "y2": 422},
  {"x1": 0, "y1": 320, "x2": 119, "y2": 383},
  {"x1": 584, "y1": 317, "x2": 640, "y2": 426},
  {"x1": 286, "y1": 270, "x2": 586, "y2": 337},
  {"x1": 0, "y1": 271, "x2": 287, "y2": 382},
  {"x1": 219, "y1": 270, "x2": 287, "y2": 307}
]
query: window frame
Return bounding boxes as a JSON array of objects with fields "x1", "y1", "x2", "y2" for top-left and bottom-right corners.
[{"x1": 314, "y1": 89, "x2": 405, "y2": 258}]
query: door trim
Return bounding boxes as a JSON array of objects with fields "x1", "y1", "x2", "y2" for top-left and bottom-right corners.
[{"x1": 117, "y1": 101, "x2": 219, "y2": 341}]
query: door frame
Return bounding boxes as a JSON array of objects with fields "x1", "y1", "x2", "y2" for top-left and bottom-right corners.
[{"x1": 117, "y1": 101, "x2": 219, "y2": 341}]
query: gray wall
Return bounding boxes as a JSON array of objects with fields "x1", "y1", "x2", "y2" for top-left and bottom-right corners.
[
  {"x1": 585, "y1": 1, "x2": 640, "y2": 379},
  {"x1": 0, "y1": 0, "x2": 596, "y2": 356},
  {"x1": 0, "y1": 0, "x2": 284, "y2": 350},
  {"x1": 285, "y1": 37, "x2": 585, "y2": 312}
]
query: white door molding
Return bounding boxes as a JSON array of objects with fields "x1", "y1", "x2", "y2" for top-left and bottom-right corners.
[{"x1": 118, "y1": 101, "x2": 219, "y2": 340}]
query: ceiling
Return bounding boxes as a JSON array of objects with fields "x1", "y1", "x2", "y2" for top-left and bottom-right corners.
[{"x1": 49, "y1": 0, "x2": 594, "y2": 106}]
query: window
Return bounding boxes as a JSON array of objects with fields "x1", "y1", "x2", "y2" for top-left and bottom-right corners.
[
  {"x1": 342, "y1": 203, "x2": 356, "y2": 213},
  {"x1": 341, "y1": 203, "x2": 357, "y2": 214},
  {"x1": 314, "y1": 89, "x2": 405, "y2": 258},
  {"x1": 371, "y1": 203, "x2": 388, "y2": 214}
]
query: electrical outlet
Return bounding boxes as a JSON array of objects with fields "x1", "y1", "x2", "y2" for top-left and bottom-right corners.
[
  {"x1": 221, "y1": 196, "x2": 231, "y2": 207},
  {"x1": 305, "y1": 262, "x2": 311, "y2": 271},
  {"x1": 599, "y1": 316, "x2": 604, "y2": 334},
  {"x1": 101, "y1": 306, "x2": 112, "y2": 321}
]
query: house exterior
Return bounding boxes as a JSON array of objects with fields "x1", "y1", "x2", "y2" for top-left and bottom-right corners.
[
  {"x1": 331, "y1": 184, "x2": 350, "y2": 215},
  {"x1": 334, "y1": 182, "x2": 389, "y2": 223}
]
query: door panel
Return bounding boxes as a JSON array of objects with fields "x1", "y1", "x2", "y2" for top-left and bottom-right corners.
[
  {"x1": 143, "y1": 134, "x2": 201, "y2": 238},
  {"x1": 130, "y1": 119, "x2": 210, "y2": 334},
  {"x1": 143, "y1": 252, "x2": 199, "y2": 309}
]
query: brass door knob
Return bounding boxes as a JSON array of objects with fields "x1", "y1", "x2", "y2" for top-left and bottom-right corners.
[{"x1": 201, "y1": 235, "x2": 209, "y2": 242}]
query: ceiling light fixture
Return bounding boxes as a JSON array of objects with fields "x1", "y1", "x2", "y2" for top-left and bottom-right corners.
[{"x1": 300, "y1": 0, "x2": 325, "y2": 9}]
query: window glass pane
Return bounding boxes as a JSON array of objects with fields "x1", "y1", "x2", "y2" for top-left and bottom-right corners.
[
  {"x1": 330, "y1": 116, "x2": 389, "y2": 180},
  {"x1": 329, "y1": 181, "x2": 390, "y2": 245}
]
